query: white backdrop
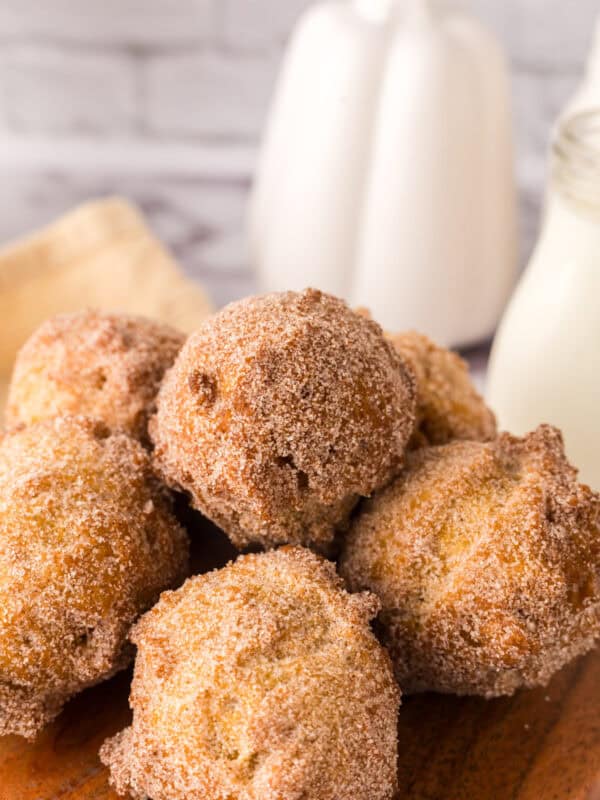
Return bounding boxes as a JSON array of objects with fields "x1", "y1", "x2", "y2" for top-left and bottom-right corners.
[{"x1": 0, "y1": 0, "x2": 597, "y2": 308}]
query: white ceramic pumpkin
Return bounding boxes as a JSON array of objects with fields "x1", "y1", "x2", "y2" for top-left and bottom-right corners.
[{"x1": 249, "y1": 0, "x2": 519, "y2": 348}]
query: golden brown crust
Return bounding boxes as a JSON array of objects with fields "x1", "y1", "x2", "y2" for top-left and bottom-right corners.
[
  {"x1": 151, "y1": 289, "x2": 416, "y2": 551},
  {"x1": 0, "y1": 415, "x2": 189, "y2": 739},
  {"x1": 100, "y1": 546, "x2": 400, "y2": 800},
  {"x1": 6, "y1": 310, "x2": 185, "y2": 444},
  {"x1": 389, "y1": 331, "x2": 496, "y2": 448},
  {"x1": 340, "y1": 425, "x2": 600, "y2": 697}
]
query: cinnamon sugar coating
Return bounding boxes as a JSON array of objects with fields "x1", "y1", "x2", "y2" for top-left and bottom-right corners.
[
  {"x1": 100, "y1": 546, "x2": 399, "y2": 800},
  {"x1": 150, "y1": 289, "x2": 416, "y2": 550},
  {"x1": 340, "y1": 425, "x2": 600, "y2": 697},
  {"x1": 0, "y1": 416, "x2": 189, "y2": 739},
  {"x1": 6, "y1": 310, "x2": 185, "y2": 444},
  {"x1": 389, "y1": 331, "x2": 496, "y2": 448}
]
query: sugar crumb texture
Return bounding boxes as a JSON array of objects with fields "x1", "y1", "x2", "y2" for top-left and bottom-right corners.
[
  {"x1": 341, "y1": 424, "x2": 600, "y2": 697},
  {"x1": 101, "y1": 546, "x2": 400, "y2": 800},
  {"x1": 389, "y1": 330, "x2": 497, "y2": 448},
  {"x1": 6, "y1": 309, "x2": 185, "y2": 444},
  {"x1": 0, "y1": 414, "x2": 189, "y2": 739},
  {"x1": 151, "y1": 289, "x2": 417, "y2": 551}
]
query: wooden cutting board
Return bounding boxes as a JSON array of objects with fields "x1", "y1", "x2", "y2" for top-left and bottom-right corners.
[
  {"x1": 1, "y1": 513, "x2": 599, "y2": 800},
  {"x1": 0, "y1": 648, "x2": 598, "y2": 800}
]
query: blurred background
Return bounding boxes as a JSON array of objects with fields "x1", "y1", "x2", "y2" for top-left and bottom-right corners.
[{"x1": 0, "y1": 0, "x2": 597, "y2": 308}]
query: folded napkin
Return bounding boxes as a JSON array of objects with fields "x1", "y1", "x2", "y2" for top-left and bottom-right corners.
[{"x1": 0, "y1": 197, "x2": 213, "y2": 413}]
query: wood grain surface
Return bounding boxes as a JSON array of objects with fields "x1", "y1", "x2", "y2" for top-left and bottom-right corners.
[
  {"x1": 1, "y1": 511, "x2": 598, "y2": 800},
  {"x1": 1, "y1": 647, "x2": 598, "y2": 800}
]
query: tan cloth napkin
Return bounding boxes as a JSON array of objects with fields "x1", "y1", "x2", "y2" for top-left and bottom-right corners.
[{"x1": 0, "y1": 197, "x2": 213, "y2": 413}]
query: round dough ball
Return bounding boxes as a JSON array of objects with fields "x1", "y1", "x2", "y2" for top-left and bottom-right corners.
[
  {"x1": 340, "y1": 425, "x2": 600, "y2": 697},
  {"x1": 0, "y1": 415, "x2": 189, "y2": 739},
  {"x1": 389, "y1": 330, "x2": 496, "y2": 448},
  {"x1": 6, "y1": 310, "x2": 185, "y2": 443},
  {"x1": 151, "y1": 289, "x2": 416, "y2": 550},
  {"x1": 101, "y1": 546, "x2": 400, "y2": 800}
]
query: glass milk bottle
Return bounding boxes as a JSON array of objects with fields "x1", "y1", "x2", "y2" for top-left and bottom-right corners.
[{"x1": 487, "y1": 111, "x2": 600, "y2": 490}]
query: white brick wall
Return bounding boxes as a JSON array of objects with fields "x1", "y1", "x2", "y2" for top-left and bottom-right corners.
[
  {"x1": 514, "y1": 71, "x2": 580, "y2": 164},
  {"x1": 0, "y1": 45, "x2": 137, "y2": 134},
  {"x1": 0, "y1": 0, "x2": 214, "y2": 45},
  {"x1": 145, "y1": 51, "x2": 278, "y2": 138},
  {"x1": 220, "y1": 0, "x2": 312, "y2": 50},
  {"x1": 0, "y1": 0, "x2": 597, "y2": 308},
  {"x1": 481, "y1": 0, "x2": 595, "y2": 70}
]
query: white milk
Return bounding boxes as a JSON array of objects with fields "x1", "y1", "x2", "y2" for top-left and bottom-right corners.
[
  {"x1": 487, "y1": 111, "x2": 600, "y2": 490},
  {"x1": 250, "y1": 0, "x2": 518, "y2": 348}
]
